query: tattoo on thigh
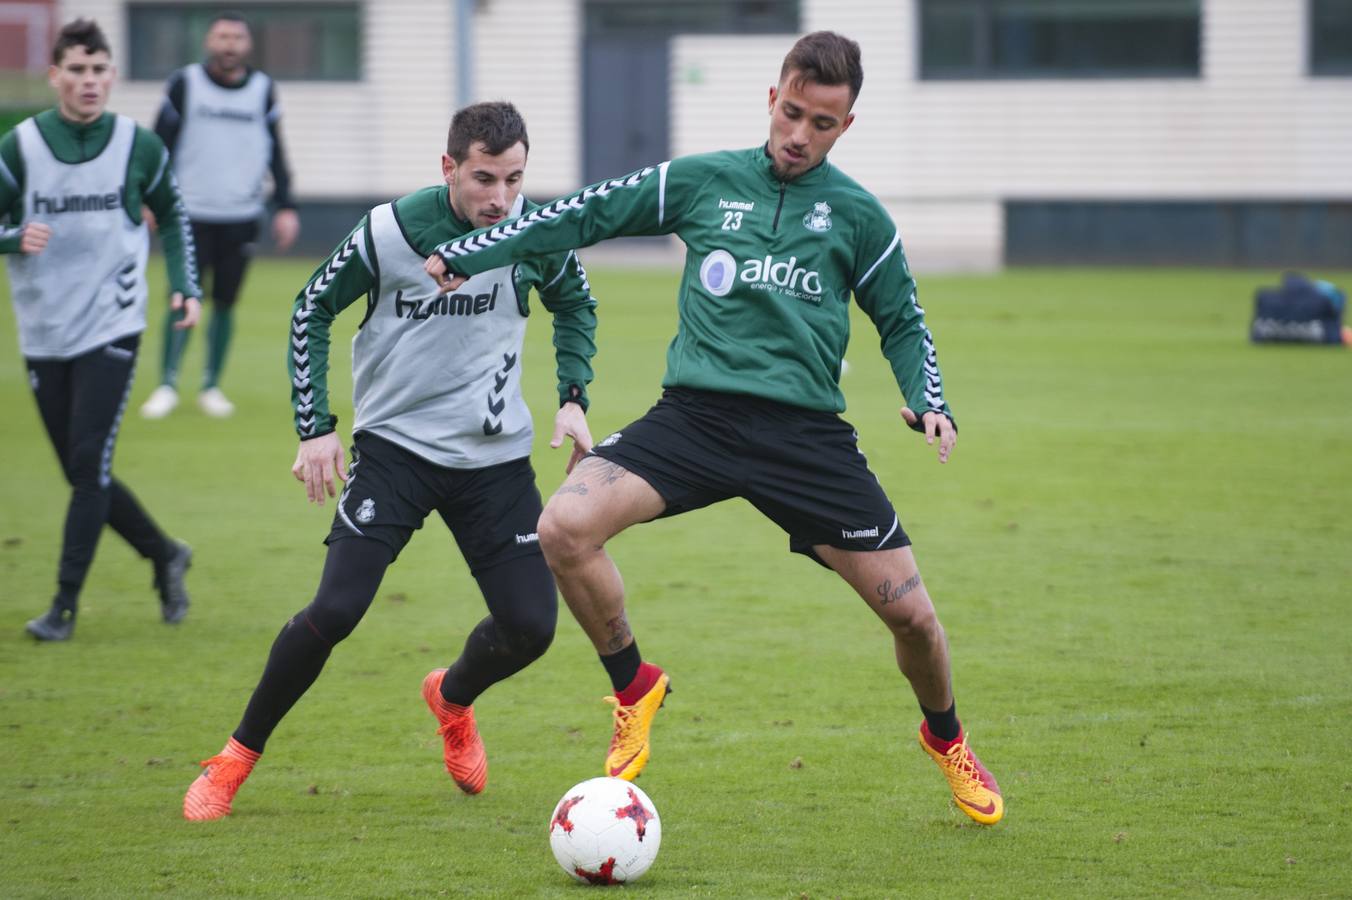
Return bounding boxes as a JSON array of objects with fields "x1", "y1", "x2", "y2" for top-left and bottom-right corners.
[
  {"x1": 876, "y1": 573, "x2": 922, "y2": 606},
  {"x1": 605, "y1": 613, "x2": 632, "y2": 653},
  {"x1": 555, "y1": 482, "x2": 588, "y2": 497},
  {"x1": 595, "y1": 460, "x2": 629, "y2": 485}
]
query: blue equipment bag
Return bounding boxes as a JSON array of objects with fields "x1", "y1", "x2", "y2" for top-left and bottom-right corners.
[{"x1": 1250, "y1": 272, "x2": 1346, "y2": 344}]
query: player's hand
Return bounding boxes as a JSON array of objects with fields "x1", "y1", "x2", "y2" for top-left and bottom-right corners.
[
  {"x1": 142, "y1": 206, "x2": 157, "y2": 233},
  {"x1": 170, "y1": 293, "x2": 202, "y2": 329},
  {"x1": 273, "y1": 208, "x2": 300, "y2": 252},
  {"x1": 291, "y1": 432, "x2": 349, "y2": 505},
  {"x1": 19, "y1": 222, "x2": 51, "y2": 254},
  {"x1": 900, "y1": 407, "x2": 956, "y2": 464},
  {"x1": 551, "y1": 401, "x2": 593, "y2": 474},
  {"x1": 424, "y1": 254, "x2": 468, "y2": 294}
]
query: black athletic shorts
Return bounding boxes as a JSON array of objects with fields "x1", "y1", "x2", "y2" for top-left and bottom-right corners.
[
  {"x1": 590, "y1": 388, "x2": 910, "y2": 564},
  {"x1": 326, "y1": 432, "x2": 545, "y2": 572}
]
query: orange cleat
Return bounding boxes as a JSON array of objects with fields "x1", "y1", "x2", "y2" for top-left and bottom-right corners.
[
  {"x1": 918, "y1": 721, "x2": 1004, "y2": 825},
  {"x1": 183, "y1": 738, "x2": 259, "y2": 821},
  {"x1": 422, "y1": 669, "x2": 487, "y2": 794},
  {"x1": 604, "y1": 667, "x2": 670, "y2": 781}
]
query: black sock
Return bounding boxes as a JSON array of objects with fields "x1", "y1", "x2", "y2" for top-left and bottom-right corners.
[
  {"x1": 600, "y1": 640, "x2": 642, "y2": 693},
  {"x1": 232, "y1": 539, "x2": 391, "y2": 752},
  {"x1": 920, "y1": 701, "x2": 960, "y2": 742},
  {"x1": 54, "y1": 583, "x2": 79, "y2": 614},
  {"x1": 439, "y1": 557, "x2": 557, "y2": 706},
  {"x1": 233, "y1": 614, "x2": 333, "y2": 753}
]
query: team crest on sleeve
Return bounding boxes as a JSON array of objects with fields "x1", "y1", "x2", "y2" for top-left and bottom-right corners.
[
  {"x1": 803, "y1": 202, "x2": 833, "y2": 233},
  {"x1": 355, "y1": 498, "x2": 376, "y2": 523}
]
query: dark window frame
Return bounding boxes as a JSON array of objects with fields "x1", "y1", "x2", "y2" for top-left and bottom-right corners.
[
  {"x1": 917, "y1": 0, "x2": 1203, "y2": 81},
  {"x1": 125, "y1": 2, "x2": 363, "y2": 83},
  {"x1": 583, "y1": 0, "x2": 799, "y2": 37},
  {"x1": 1309, "y1": 0, "x2": 1352, "y2": 76}
]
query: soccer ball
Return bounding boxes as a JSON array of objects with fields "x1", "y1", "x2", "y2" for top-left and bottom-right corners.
[{"x1": 548, "y1": 777, "x2": 661, "y2": 885}]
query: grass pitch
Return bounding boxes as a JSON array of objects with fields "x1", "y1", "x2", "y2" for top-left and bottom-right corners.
[{"x1": 1, "y1": 261, "x2": 1350, "y2": 898}]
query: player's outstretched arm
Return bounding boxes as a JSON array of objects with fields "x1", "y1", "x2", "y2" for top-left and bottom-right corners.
[
  {"x1": 292, "y1": 431, "x2": 348, "y2": 505},
  {"x1": 551, "y1": 401, "x2": 594, "y2": 474},
  {"x1": 900, "y1": 407, "x2": 956, "y2": 464}
]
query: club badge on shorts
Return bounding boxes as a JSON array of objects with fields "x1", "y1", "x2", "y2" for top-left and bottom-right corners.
[{"x1": 356, "y1": 498, "x2": 376, "y2": 523}]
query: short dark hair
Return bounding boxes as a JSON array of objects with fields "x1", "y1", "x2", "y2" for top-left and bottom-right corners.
[
  {"x1": 209, "y1": 11, "x2": 250, "y2": 31},
  {"x1": 779, "y1": 31, "x2": 863, "y2": 105},
  {"x1": 446, "y1": 101, "x2": 530, "y2": 162},
  {"x1": 52, "y1": 18, "x2": 111, "y2": 65}
]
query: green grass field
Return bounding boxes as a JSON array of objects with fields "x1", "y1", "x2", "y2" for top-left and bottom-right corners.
[{"x1": 2, "y1": 261, "x2": 1350, "y2": 898}]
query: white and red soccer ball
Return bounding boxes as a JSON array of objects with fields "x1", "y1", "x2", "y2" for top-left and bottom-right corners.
[{"x1": 548, "y1": 777, "x2": 661, "y2": 884}]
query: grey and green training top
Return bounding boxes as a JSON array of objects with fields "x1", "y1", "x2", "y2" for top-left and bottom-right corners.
[
  {"x1": 289, "y1": 185, "x2": 596, "y2": 468},
  {"x1": 434, "y1": 145, "x2": 951, "y2": 427},
  {"x1": 0, "y1": 109, "x2": 199, "y2": 359}
]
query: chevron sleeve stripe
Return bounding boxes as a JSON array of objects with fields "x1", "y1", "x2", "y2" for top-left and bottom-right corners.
[
  {"x1": 289, "y1": 225, "x2": 373, "y2": 438},
  {"x1": 853, "y1": 228, "x2": 954, "y2": 430},
  {"x1": 138, "y1": 129, "x2": 201, "y2": 298},
  {"x1": 433, "y1": 165, "x2": 665, "y2": 277},
  {"x1": 536, "y1": 249, "x2": 598, "y2": 412}
]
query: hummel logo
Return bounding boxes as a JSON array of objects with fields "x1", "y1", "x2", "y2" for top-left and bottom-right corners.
[
  {"x1": 515, "y1": 532, "x2": 538, "y2": 545},
  {"x1": 841, "y1": 526, "x2": 880, "y2": 539},
  {"x1": 717, "y1": 198, "x2": 754, "y2": 212}
]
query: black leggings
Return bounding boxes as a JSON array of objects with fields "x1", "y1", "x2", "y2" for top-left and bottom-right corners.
[
  {"x1": 232, "y1": 537, "x2": 557, "y2": 752},
  {"x1": 27, "y1": 336, "x2": 171, "y2": 605},
  {"x1": 193, "y1": 220, "x2": 257, "y2": 311}
]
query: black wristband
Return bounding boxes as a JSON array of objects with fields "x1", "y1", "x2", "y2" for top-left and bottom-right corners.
[
  {"x1": 299, "y1": 413, "x2": 338, "y2": 440},
  {"x1": 561, "y1": 384, "x2": 588, "y2": 412}
]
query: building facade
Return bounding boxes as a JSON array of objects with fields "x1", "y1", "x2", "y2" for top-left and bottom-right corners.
[{"x1": 30, "y1": 0, "x2": 1352, "y2": 267}]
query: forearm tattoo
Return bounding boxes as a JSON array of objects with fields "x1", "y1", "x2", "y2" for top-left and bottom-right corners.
[
  {"x1": 605, "y1": 612, "x2": 632, "y2": 653},
  {"x1": 876, "y1": 573, "x2": 922, "y2": 606}
]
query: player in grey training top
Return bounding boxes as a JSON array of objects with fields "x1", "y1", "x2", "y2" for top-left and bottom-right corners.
[
  {"x1": 141, "y1": 11, "x2": 300, "y2": 420},
  {"x1": 181, "y1": 102, "x2": 598, "y2": 821},
  {"x1": 1, "y1": 20, "x2": 201, "y2": 641}
]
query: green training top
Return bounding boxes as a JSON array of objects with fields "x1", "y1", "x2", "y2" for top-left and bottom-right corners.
[
  {"x1": 434, "y1": 145, "x2": 951, "y2": 426},
  {"x1": 287, "y1": 184, "x2": 596, "y2": 444},
  {"x1": 0, "y1": 109, "x2": 198, "y2": 298}
]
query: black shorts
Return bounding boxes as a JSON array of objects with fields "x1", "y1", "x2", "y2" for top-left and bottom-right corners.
[
  {"x1": 326, "y1": 432, "x2": 545, "y2": 572},
  {"x1": 591, "y1": 388, "x2": 910, "y2": 563}
]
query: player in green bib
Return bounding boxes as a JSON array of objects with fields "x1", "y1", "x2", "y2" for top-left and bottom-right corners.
[
  {"x1": 1, "y1": 19, "x2": 201, "y2": 641},
  {"x1": 426, "y1": 32, "x2": 1003, "y2": 825}
]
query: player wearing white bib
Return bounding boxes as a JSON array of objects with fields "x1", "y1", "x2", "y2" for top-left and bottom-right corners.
[
  {"x1": 183, "y1": 102, "x2": 596, "y2": 820},
  {"x1": 141, "y1": 12, "x2": 300, "y2": 420},
  {"x1": 1, "y1": 19, "x2": 201, "y2": 641}
]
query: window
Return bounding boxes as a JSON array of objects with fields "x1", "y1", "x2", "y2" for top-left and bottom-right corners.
[
  {"x1": 127, "y1": 4, "x2": 361, "y2": 82},
  {"x1": 584, "y1": 0, "x2": 798, "y2": 37},
  {"x1": 1310, "y1": 0, "x2": 1352, "y2": 75},
  {"x1": 919, "y1": 0, "x2": 1201, "y2": 80}
]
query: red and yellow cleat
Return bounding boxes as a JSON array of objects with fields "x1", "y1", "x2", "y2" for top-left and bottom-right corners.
[
  {"x1": 918, "y1": 721, "x2": 1004, "y2": 825},
  {"x1": 183, "y1": 738, "x2": 258, "y2": 821},
  {"x1": 422, "y1": 669, "x2": 487, "y2": 794},
  {"x1": 604, "y1": 667, "x2": 670, "y2": 781}
]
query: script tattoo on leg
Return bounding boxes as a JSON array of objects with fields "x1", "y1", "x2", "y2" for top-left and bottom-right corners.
[
  {"x1": 595, "y1": 460, "x2": 629, "y2": 485},
  {"x1": 555, "y1": 481, "x2": 588, "y2": 496},
  {"x1": 876, "y1": 573, "x2": 922, "y2": 606},
  {"x1": 605, "y1": 612, "x2": 632, "y2": 653}
]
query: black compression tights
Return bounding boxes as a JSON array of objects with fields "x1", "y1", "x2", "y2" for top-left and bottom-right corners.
[{"x1": 232, "y1": 538, "x2": 557, "y2": 753}]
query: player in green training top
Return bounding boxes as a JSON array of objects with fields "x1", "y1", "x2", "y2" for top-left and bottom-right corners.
[
  {"x1": 181, "y1": 101, "x2": 597, "y2": 821},
  {"x1": 1, "y1": 19, "x2": 201, "y2": 642},
  {"x1": 425, "y1": 32, "x2": 1003, "y2": 824}
]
